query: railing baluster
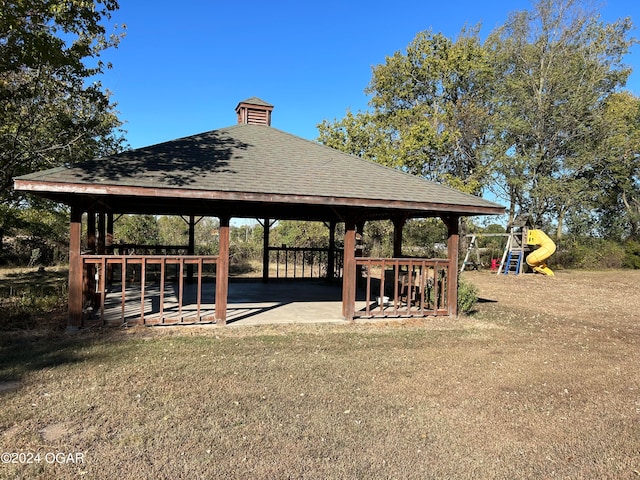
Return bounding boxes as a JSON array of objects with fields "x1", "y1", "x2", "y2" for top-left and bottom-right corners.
[
  {"x1": 178, "y1": 258, "x2": 184, "y2": 322},
  {"x1": 159, "y1": 258, "x2": 165, "y2": 323},
  {"x1": 393, "y1": 262, "x2": 399, "y2": 315},
  {"x1": 364, "y1": 259, "x2": 371, "y2": 316},
  {"x1": 353, "y1": 256, "x2": 449, "y2": 319},
  {"x1": 197, "y1": 257, "x2": 203, "y2": 321},
  {"x1": 99, "y1": 257, "x2": 106, "y2": 325},
  {"x1": 140, "y1": 257, "x2": 146, "y2": 325},
  {"x1": 80, "y1": 255, "x2": 217, "y2": 326},
  {"x1": 121, "y1": 257, "x2": 126, "y2": 323}
]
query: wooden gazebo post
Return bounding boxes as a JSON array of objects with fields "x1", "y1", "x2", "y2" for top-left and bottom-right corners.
[
  {"x1": 342, "y1": 217, "x2": 356, "y2": 320},
  {"x1": 443, "y1": 214, "x2": 460, "y2": 317},
  {"x1": 215, "y1": 216, "x2": 230, "y2": 324},
  {"x1": 262, "y1": 217, "x2": 270, "y2": 283},
  {"x1": 392, "y1": 215, "x2": 407, "y2": 258},
  {"x1": 327, "y1": 220, "x2": 336, "y2": 281},
  {"x1": 68, "y1": 204, "x2": 84, "y2": 329}
]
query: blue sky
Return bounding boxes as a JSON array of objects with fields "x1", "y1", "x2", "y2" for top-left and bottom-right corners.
[{"x1": 99, "y1": 0, "x2": 640, "y2": 149}]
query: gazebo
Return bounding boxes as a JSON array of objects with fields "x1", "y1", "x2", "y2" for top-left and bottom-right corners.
[{"x1": 14, "y1": 97, "x2": 504, "y2": 328}]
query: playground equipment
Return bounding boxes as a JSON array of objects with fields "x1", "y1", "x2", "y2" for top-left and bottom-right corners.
[
  {"x1": 461, "y1": 215, "x2": 556, "y2": 275},
  {"x1": 525, "y1": 229, "x2": 556, "y2": 276}
]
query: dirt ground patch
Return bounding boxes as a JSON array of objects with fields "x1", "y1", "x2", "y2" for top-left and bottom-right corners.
[
  {"x1": 467, "y1": 269, "x2": 639, "y2": 320},
  {"x1": 0, "y1": 270, "x2": 639, "y2": 479}
]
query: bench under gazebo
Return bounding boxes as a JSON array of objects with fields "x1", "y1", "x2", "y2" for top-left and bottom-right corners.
[{"x1": 14, "y1": 97, "x2": 504, "y2": 328}]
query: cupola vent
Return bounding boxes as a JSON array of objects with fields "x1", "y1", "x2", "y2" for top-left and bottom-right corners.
[{"x1": 235, "y1": 97, "x2": 274, "y2": 126}]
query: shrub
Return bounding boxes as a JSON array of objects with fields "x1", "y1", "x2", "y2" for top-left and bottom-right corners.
[
  {"x1": 623, "y1": 239, "x2": 640, "y2": 269},
  {"x1": 457, "y1": 277, "x2": 478, "y2": 315},
  {"x1": 558, "y1": 237, "x2": 626, "y2": 269}
]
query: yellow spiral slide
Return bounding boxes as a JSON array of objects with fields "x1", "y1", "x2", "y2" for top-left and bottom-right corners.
[{"x1": 526, "y1": 229, "x2": 556, "y2": 276}]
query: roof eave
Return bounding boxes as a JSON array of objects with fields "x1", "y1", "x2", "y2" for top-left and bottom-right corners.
[{"x1": 14, "y1": 179, "x2": 505, "y2": 217}]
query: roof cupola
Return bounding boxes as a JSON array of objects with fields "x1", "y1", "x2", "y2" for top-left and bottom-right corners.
[{"x1": 235, "y1": 97, "x2": 274, "y2": 126}]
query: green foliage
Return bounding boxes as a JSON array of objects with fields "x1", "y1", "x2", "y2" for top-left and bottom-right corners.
[
  {"x1": 362, "y1": 221, "x2": 393, "y2": 257},
  {"x1": 271, "y1": 221, "x2": 329, "y2": 248},
  {"x1": 403, "y1": 219, "x2": 448, "y2": 257},
  {"x1": 457, "y1": 277, "x2": 478, "y2": 315},
  {"x1": 558, "y1": 237, "x2": 627, "y2": 269},
  {"x1": 318, "y1": 0, "x2": 639, "y2": 243},
  {"x1": 0, "y1": 205, "x2": 69, "y2": 266},
  {"x1": 486, "y1": 0, "x2": 635, "y2": 230},
  {"x1": 0, "y1": 270, "x2": 68, "y2": 330},
  {"x1": 319, "y1": 26, "x2": 494, "y2": 195},
  {"x1": 1, "y1": 0, "x2": 127, "y2": 249},
  {"x1": 623, "y1": 240, "x2": 640, "y2": 269},
  {"x1": 113, "y1": 215, "x2": 160, "y2": 245}
]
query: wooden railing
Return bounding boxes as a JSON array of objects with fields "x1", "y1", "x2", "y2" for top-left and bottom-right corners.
[
  {"x1": 82, "y1": 255, "x2": 219, "y2": 326},
  {"x1": 354, "y1": 258, "x2": 449, "y2": 318},
  {"x1": 268, "y1": 246, "x2": 343, "y2": 280},
  {"x1": 108, "y1": 244, "x2": 189, "y2": 255}
]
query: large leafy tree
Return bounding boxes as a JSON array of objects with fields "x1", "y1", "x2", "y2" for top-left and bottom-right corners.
[
  {"x1": 586, "y1": 91, "x2": 640, "y2": 239},
  {"x1": 486, "y1": 0, "x2": 635, "y2": 235},
  {"x1": 318, "y1": 26, "x2": 495, "y2": 195},
  {"x1": 0, "y1": 0, "x2": 126, "y2": 243}
]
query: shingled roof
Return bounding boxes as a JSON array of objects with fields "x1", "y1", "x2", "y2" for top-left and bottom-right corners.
[{"x1": 14, "y1": 99, "x2": 503, "y2": 221}]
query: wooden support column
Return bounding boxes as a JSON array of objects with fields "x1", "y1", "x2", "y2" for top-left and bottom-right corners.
[
  {"x1": 327, "y1": 220, "x2": 336, "y2": 282},
  {"x1": 262, "y1": 217, "x2": 270, "y2": 283},
  {"x1": 393, "y1": 215, "x2": 407, "y2": 258},
  {"x1": 85, "y1": 208, "x2": 96, "y2": 304},
  {"x1": 355, "y1": 220, "x2": 365, "y2": 288},
  {"x1": 216, "y1": 216, "x2": 230, "y2": 325},
  {"x1": 443, "y1": 214, "x2": 460, "y2": 317},
  {"x1": 342, "y1": 218, "x2": 357, "y2": 320},
  {"x1": 97, "y1": 210, "x2": 106, "y2": 254},
  {"x1": 106, "y1": 213, "x2": 114, "y2": 251},
  {"x1": 187, "y1": 215, "x2": 195, "y2": 283},
  {"x1": 106, "y1": 212, "x2": 114, "y2": 285},
  {"x1": 87, "y1": 208, "x2": 96, "y2": 253},
  {"x1": 68, "y1": 205, "x2": 83, "y2": 329}
]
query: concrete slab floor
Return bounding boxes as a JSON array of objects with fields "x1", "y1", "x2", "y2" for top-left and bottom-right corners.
[{"x1": 225, "y1": 279, "x2": 346, "y2": 326}]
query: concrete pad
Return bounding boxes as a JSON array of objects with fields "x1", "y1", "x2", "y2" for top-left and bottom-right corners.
[{"x1": 225, "y1": 279, "x2": 346, "y2": 326}]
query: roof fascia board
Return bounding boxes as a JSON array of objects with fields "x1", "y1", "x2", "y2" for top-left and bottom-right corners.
[{"x1": 14, "y1": 179, "x2": 505, "y2": 216}]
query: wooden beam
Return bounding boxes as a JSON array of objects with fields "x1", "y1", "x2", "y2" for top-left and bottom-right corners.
[
  {"x1": 85, "y1": 208, "x2": 96, "y2": 305},
  {"x1": 327, "y1": 220, "x2": 336, "y2": 282},
  {"x1": 187, "y1": 215, "x2": 195, "y2": 283},
  {"x1": 443, "y1": 215, "x2": 460, "y2": 317},
  {"x1": 215, "y1": 216, "x2": 230, "y2": 325},
  {"x1": 393, "y1": 215, "x2": 407, "y2": 258},
  {"x1": 262, "y1": 217, "x2": 270, "y2": 283},
  {"x1": 106, "y1": 212, "x2": 114, "y2": 284},
  {"x1": 87, "y1": 208, "x2": 96, "y2": 253},
  {"x1": 13, "y1": 180, "x2": 506, "y2": 217},
  {"x1": 97, "y1": 210, "x2": 106, "y2": 254},
  {"x1": 342, "y1": 218, "x2": 356, "y2": 320},
  {"x1": 68, "y1": 205, "x2": 83, "y2": 329}
]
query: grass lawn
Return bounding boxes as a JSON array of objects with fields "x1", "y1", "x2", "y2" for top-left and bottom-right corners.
[{"x1": 0, "y1": 270, "x2": 639, "y2": 479}]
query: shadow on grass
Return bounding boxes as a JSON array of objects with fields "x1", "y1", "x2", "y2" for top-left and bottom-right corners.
[
  {"x1": 0, "y1": 262, "x2": 124, "y2": 388},
  {"x1": 477, "y1": 297, "x2": 498, "y2": 303},
  {"x1": 0, "y1": 268, "x2": 68, "y2": 291},
  {"x1": 0, "y1": 331, "x2": 94, "y2": 385},
  {"x1": 0, "y1": 268, "x2": 69, "y2": 331}
]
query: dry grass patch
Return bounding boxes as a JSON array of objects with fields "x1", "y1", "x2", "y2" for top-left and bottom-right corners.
[{"x1": 1, "y1": 270, "x2": 639, "y2": 479}]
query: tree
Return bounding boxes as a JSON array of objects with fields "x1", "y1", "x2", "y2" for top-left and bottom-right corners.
[
  {"x1": 114, "y1": 215, "x2": 160, "y2": 246},
  {"x1": 318, "y1": 26, "x2": 495, "y2": 195},
  {"x1": 1, "y1": 0, "x2": 126, "y2": 248},
  {"x1": 486, "y1": 0, "x2": 635, "y2": 236},
  {"x1": 587, "y1": 91, "x2": 640, "y2": 239}
]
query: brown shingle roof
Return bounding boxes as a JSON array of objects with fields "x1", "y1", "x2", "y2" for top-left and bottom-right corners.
[{"x1": 15, "y1": 123, "x2": 503, "y2": 218}]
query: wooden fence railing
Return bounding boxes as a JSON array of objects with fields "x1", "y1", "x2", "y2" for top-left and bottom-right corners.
[
  {"x1": 267, "y1": 246, "x2": 343, "y2": 279},
  {"x1": 82, "y1": 255, "x2": 219, "y2": 326},
  {"x1": 354, "y1": 258, "x2": 449, "y2": 318}
]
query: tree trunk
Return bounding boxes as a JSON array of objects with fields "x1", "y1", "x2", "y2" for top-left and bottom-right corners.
[{"x1": 556, "y1": 208, "x2": 565, "y2": 241}]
